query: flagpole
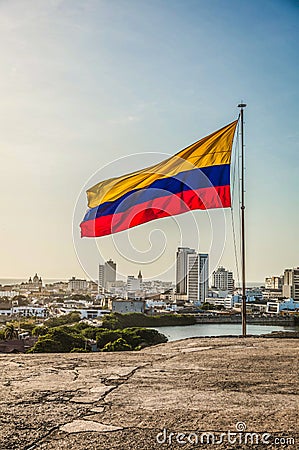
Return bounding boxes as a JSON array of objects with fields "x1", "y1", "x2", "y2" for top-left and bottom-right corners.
[{"x1": 238, "y1": 103, "x2": 247, "y2": 337}]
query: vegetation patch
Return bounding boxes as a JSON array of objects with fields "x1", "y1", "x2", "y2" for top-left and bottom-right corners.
[{"x1": 101, "y1": 312, "x2": 196, "y2": 329}]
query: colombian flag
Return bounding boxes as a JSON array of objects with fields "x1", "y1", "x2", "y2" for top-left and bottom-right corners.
[{"x1": 80, "y1": 120, "x2": 238, "y2": 237}]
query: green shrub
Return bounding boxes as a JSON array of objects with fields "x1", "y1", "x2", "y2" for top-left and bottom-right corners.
[
  {"x1": 102, "y1": 312, "x2": 196, "y2": 329},
  {"x1": 27, "y1": 338, "x2": 58, "y2": 353},
  {"x1": 45, "y1": 312, "x2": 81, "y2": 328},
  {"x1": 28, "y1": 327, "x2": 85, "y2": 353},
  {"x1": 96, "y1": 330, "x2": 122, "y2": 349},
  {"x1": 81, "y1": 327, "x2": 99, "y2": 340},
  {"x1": 123, "y1": 327, "x2": 168, "y2": 346},
  {"x1": 96, "y1": 327, "x2": 167, "y2": 351},
  {"x1": 32, "y1": 325, "x2": 49, "y2": 336},
  {"x1": 102, "y1": 338, "x2": 132, "y2": 352}
]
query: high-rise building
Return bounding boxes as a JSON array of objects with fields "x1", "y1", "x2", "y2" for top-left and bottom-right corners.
[
  {"x1": 98, "y1": 259, "x2": 117, "y2": 292},
  {"x1": 176, "y1": 247, "x2": 196, "y2": 295},
  {"x1": 282, "y1": 268, "x2": 299, "y2": 300},
  {"x1": 187, "y1": 253, "x2": 209, "y2": 304},
  {"x1": 105, "y1": 259, "x2": 116, "y2": 284},
  {"x1": 98, "y1": 264, "x2": 105, "y2": 293},
  {"x1": 212, "y1": 266, "x2": 235, "y2": 293}
]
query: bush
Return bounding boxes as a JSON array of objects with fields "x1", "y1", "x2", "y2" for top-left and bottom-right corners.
[
  {"x1": 96, "y1": 327, "x2": 167, "y2": 351},
  {"x1": 45, "y1": 312, "x2": 81, "y2": 328},
  {"x1": 72, "y1": 322, "x2": 91, "y2": 332},
  {"x1": 101, "y1": 315, "x2": 121, "y2": 330},
  {"x1": 96, "y1": 330, "x2": 122, "y2": 349},
  {"x1": 123, "y1": 327, "x2": 168, "y2": 346},
  {"x1": 81, "y1": 327, "x2": 99, "y2": 340},
  {"x1": 102, "y1": 312, "x2": 196, "y2": 329},
  {"x1": 28, "y1": 327, "x2": 85, "y2": 353},
  {"x1": 27, "y1": 338, "x2": 59, "y2": 353},
  {"x1": 32, "y1": 325, "x2": 49, "y2": 336},
  {"x1": 102, "y1": 338, "x2": 132, "y2": 352}
]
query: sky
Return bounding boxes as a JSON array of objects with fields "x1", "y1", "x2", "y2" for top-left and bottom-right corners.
[{"x1": 0, "y1": 0, "x2": 298, "y2": 283}]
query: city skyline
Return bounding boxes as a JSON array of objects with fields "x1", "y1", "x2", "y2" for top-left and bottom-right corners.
[{"x1": 0, "y1": 1, "x2": 298, "y2": 281}]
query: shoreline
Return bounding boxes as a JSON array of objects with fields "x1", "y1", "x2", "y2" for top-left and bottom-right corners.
[{"x1": 194, "y1": 315, "x2": 296, "y2": 325}]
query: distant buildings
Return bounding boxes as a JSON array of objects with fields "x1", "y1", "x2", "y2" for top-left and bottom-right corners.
[
  {"x1": 265, "y1": 276, "x2": 283, "y2": 290},
  {"x1": 175, "y1": 247, "x2": 210, "y2": 304},
  {"x1": 176, "y1": 247, "x2": 196, "y2": 295},
  {"x1": 282, "y1": 267, "x2": 299, "y2": 301},
  {"x1": 0, "y1": 305, "x2": 47, "y2": 318},
  {"x1": 187, "y1": 253, "x2": 209, "y2": 305},
  {"x1": 212, "y1": 266, "x2": 235, "y2": 293},
  {"x1": 105, "y1": 259, "x2": 116, "y2": 284},
  {"x1": 264, "y1": 275, "x2": 283, "y2": 299},
  {"x1": 264, "y1": 268, "x2": 299, "y2": 301},
  {"x1": 127, "y1": 275, "x2": 141, "y2": 292},
  {"x1": 110, "y1": 299, "x2": 145, "y2": 314},
  {"x1": 266, "y1": 298, "x2": 299, "y2": 314},
  {"x1": 98, "y1": 259, "x2": 117, "y2": 292},
  {"x1": 28, "y1": 274, "x2": 43, "y2": 291},
  {"x1": 68, "y1": 277, "x2": 88, "y2": 292}
]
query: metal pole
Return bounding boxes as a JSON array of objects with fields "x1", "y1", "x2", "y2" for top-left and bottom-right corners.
[{"x1": 238, "y1": 103, "x2": 247, "y2": 337}]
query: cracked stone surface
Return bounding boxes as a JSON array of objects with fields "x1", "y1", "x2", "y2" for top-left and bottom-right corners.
[
  {"x1": 60, "y1": 419, "x2": 122, "y2": 433},
  {"x1": 0, "y1": 337, "x2": 298, "y2": 449}
]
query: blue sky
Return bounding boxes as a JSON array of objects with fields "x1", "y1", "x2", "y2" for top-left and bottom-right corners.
[{"x1": 0, "y1": 0, "x2": 298, "y2": 282}]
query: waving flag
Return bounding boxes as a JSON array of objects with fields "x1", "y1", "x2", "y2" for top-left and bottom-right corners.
[{"x1": 80, "y1": 120, "x2": 238, "y2": 237}]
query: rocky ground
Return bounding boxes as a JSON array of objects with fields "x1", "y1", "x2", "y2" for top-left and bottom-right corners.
[{"x1": 0, "y1": 337, "x2": 298, "y2": 449}]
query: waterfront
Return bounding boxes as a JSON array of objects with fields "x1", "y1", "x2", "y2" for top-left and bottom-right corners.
[{"x1": 155, "y1": 323, "x2": 298, "y2": 341}]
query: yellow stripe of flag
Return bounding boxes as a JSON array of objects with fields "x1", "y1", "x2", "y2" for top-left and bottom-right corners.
[{"x1": 87, "y1": 120, "x2": 238, "y2": 208}]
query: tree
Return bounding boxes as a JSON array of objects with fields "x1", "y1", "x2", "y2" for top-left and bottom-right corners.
[
  {"x1": 102, "y1": 338, "x2": 132, "y2": 352},
  {"x1": 96, "y1": 330, "x2": 122, "y2": 349},
  {"x1": 28, "y1": 327, "x2": 85, "y2": 353},
  {"x1": 4, "y1": 324, "x2": 18, "y2": 340},
  {"x1": 32, "y1": 325, "x2": 49, "y2": 336},
  {"x1": 45, "y1": 312, "x2": 81, "y2": 328}
]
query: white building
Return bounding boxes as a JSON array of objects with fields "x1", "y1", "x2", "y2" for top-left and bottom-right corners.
[
  {"x1": 68, "y1": 277, "x2": 88, "y2": 292},
  {"x1": 111, "y1": 299, "x2": 145, "y2": 314},
  {"x1": 0, "y1": 306, "x2": 48, "y2": 318},
  {"x1": 98, "y1": 259, "x2": 117, "y2": 292},
  {"x1": 207, "y1": 294, "x2": 239, "y2": 309},
  {"x1": 266, "y1": 298, "x2": 299, "y2": 314},
  {"x1": 59, "y1": 307, "x2": 110, "y2": 320},
  {"x1": 212, "y1": 266, "x2": 235, "y2": 293},
  {"x1": 127, "y1": 275, "x2": 141, "y2": 291},
  {"x1": 176, "y1": 247, "x2": 196, "y2": 295},
  {"x1": 98, "y1": 264, "x2": 105, "y2": 293},
  {"x1": 265, "y1": 276, "x2": 283, "y2": 290},
  {"x1": 187, "y1": 253, "x2": 209, "y2": 305},
  {"x1": 282, "y1": 268, "x2": 299, "y2": 300},
  {"x1": 0, "y1": 290, "x2": 19, "y2": 298}
]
